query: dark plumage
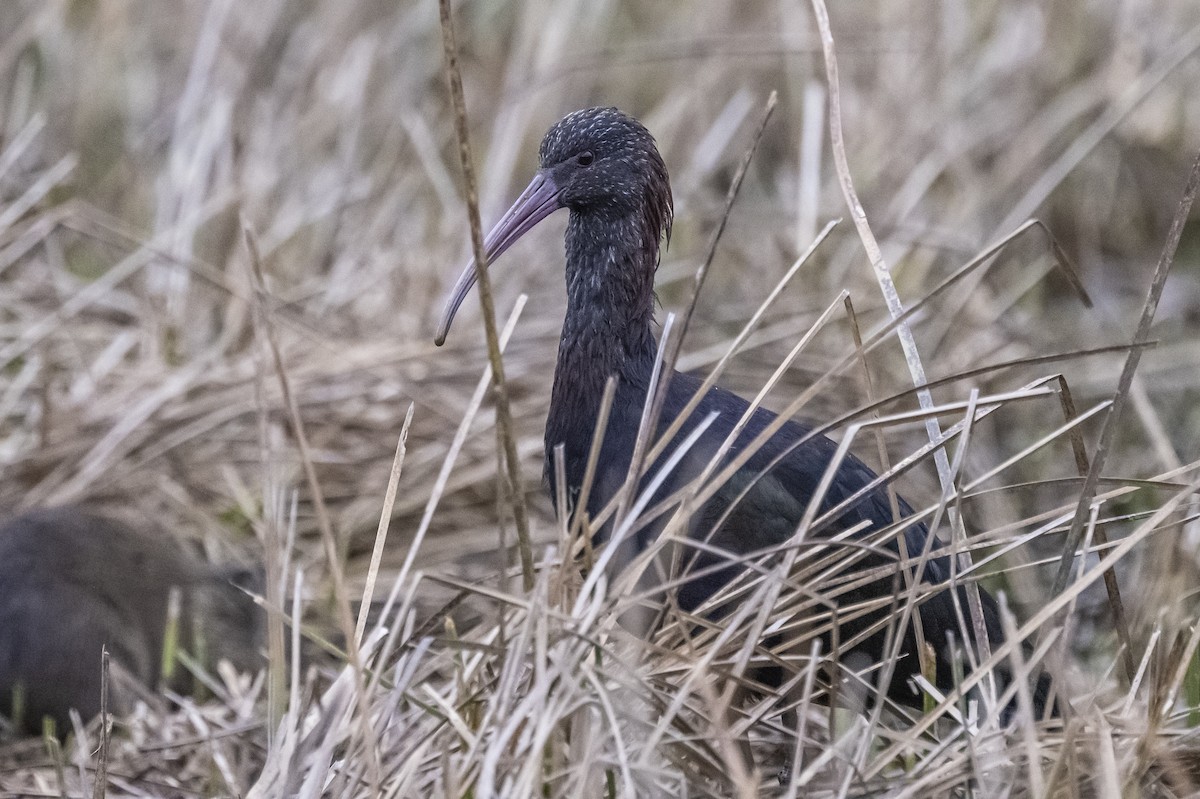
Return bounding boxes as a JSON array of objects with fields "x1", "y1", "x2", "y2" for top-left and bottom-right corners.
[
  {"x1": 0, "y1": 506, "x2": 263, "y2": 735},
  {"x1": 436, "y1": 107, "x2": 1051, "y2": 718}
]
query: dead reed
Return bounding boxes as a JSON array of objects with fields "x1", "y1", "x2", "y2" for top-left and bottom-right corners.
[{"x1": 2, "y1": 1, "x2": 1200, "y2": 796}]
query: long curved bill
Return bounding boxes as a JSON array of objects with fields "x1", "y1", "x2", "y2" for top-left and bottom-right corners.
[{"x1": 434, "y1": 171, "x2": 562, "y2": 345}]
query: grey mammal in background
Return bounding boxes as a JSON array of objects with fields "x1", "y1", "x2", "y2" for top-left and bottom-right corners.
[{"x1": 0, "y1": 506, "x2": 264, "y2": 736}]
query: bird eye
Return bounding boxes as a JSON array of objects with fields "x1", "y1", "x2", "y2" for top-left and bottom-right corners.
[{"x1": 577, "y1": 151, "x2": 594, "y2": 166}]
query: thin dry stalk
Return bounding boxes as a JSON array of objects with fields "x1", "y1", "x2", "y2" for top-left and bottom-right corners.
[
  {"x1": 243, "y1": 228, "x2": 381, "y2": 794},
  {"x1": 436, "y1": 0, "x2": 534, "y2": 591},
  {"x1": 355, "y1": 403, "x2": 414, "y2": 646},
  {"x1": 809, "y1": 0, "x2": 954, "y2": 499},
  {"x1": 1051, "y1": 148, "x2": 1200, "y2": 596}
]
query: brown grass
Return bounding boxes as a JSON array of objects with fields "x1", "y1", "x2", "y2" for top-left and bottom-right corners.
[{"x1": 2, "y1": 0, "x2": 1200, "y2": 796}]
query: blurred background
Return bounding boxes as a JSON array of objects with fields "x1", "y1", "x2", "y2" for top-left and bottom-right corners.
[{"x1": 1, "y1": 0, "x2": 1199, "y2": 651}]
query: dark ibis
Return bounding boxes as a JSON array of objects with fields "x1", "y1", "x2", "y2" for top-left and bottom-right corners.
[
  {"x1": 0, "y1": 506, "x2": 264, "y2": 735},
  {"x1": 434, "y1": 107, "x2": 1052, "y2": 718}
]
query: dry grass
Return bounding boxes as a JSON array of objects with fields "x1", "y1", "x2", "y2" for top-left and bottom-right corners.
[{"x1": 2, "y1": 0, "x2": 1200, "y2": 796}]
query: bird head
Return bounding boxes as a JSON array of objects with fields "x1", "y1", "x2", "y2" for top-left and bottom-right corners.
[
  {"x1": 434, "y1": 107, "x2": 673, "y2": 345},
  {"x1": 538, "y1": 107, "x2": 673, "y2": 236}
]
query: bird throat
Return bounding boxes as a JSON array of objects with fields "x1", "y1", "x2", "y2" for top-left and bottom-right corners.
[{"x1": 545, "y1": 210, "x2": 661, "y2": 498}]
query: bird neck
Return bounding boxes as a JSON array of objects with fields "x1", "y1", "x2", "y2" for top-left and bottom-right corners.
[
  {"x1": 546, "y1": 212, "x2": 661, "y2": 475},
  {"x1": 558, "y1": 211, "x2": 659, "y2": 383}
]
